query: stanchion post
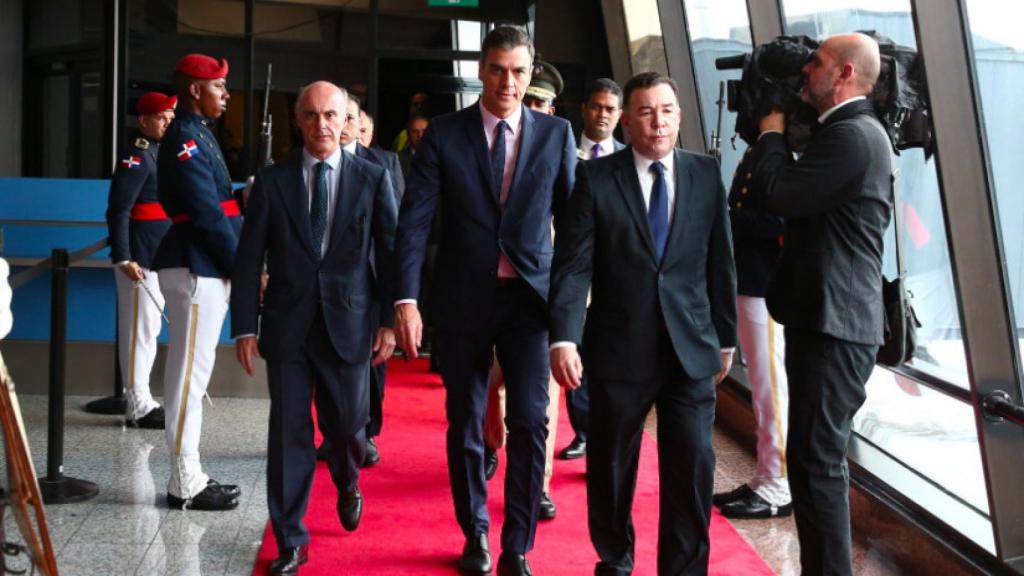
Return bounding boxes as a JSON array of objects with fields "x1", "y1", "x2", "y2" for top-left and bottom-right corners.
[{"x1": 39, "y1": 248, "x2": 99, "y2": 504}]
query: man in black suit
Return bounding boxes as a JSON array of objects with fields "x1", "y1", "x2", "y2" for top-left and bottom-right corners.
[
  {"x1": 550, "y1": 71, "x2": 736, "y2": 575},
  {"x1": 556, "y1": 78, "x2": 628, "y2": 464},
  {"x1": 395, "y1": 26, "x2": 576, "y2": 576},
  {"x1": 231, "y1": 81, "x2": 397, "y2": 576},
  {"x1": 337, "y1": 94, "x2": 404, "y2": 467},
  {"x1": 746, "y1": 33, "x2": 891, "y2": 576}
]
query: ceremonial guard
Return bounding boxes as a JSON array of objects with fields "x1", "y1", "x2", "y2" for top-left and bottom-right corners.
[
  {"x1": 153, "y1": 53, "x2": 242, "y2": 511},
  {"x1": 106, "y1": 91, "x2": 176, "y2": 429}
]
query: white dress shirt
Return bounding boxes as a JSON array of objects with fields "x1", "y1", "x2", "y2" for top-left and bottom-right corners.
[
  {"x1": 342, "y1": 140, "x2": 358, "y2": 156},
  {"x1": 579, "y1": 133, "x2": 617, "y2": 160},
  {"x1": 480, "y1": 102, "x2": 524, "y2": 279},
  {"x1": 302, "y1": 147, "x2": 342, "y2": 255}
]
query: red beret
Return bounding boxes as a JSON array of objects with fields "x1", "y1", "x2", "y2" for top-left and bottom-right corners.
[
  {"x1": 136, "y1": 92, "x2": 178, "y2": 115},
  {"x1": 175, "y1": 53, "x2": 229, "y2": 80}
]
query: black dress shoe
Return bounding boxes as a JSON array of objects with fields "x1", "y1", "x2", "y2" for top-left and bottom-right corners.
[
  {"x1": 362, "y1": 437, "x2": 380, "y2": 467},
  {"x1": 497, "y1": 553, "x2": 532, "y2": 576},
  {"x1": 337, "y1": 487, "x2": 363, "y2": 531},
  {"x1": 484, "y1": 447, "x2": 499, "y2": 481},
  {"x1": 539, "y1": 492, "x2": 556, "y2": 521},
  {"x1": 557, "y1": 437, "x2": 586, "y2": 460},
  {"x1": 271, "y1": 545, "x2": 308, "y2": 575},
  {"x1": 458, "y1": 533, "x2": 491, "y2": 574},
  {"x1": 719, "y1": 489, "x2": 793, "y2": 519},
  {"x1": 167, "y1": 479, "x2": 240, "y2": 511},
  {"x1": 126, "y1": 406, "x2": 165, "y2": 429},
  {"x1": 712, "y1": 483, "x2": 753, "y2": 507}
]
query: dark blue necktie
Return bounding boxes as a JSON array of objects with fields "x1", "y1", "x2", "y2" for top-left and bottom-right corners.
[
  {"x1": 491, "y1": 120, "x2": 508, "y2": 198},
  {"x1": 649, "y1": 161, "x2": 669, "y2": 261},
  {"x1": 311, "y1": 161, "x2": 328, "y2": 256}
]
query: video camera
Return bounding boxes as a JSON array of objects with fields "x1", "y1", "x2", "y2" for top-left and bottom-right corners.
[{"x1": 715, "y1": 32, "x2": 931, "y2": 156}]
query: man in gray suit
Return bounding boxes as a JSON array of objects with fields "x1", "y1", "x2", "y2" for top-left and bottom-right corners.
[{"x1": 747, "y1": 33, "x2": 892, "y2": 576}]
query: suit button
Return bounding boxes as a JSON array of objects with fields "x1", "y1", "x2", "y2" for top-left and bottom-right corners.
[
  {"x1": 741, "y1": 186, "x2": 748, "y2": 195},
  {"x1": 736, "y1": 201, "x2": 743, "y2": 208},
  {"x1": 746, "y1": 172, "x2": 752, "y2": 180}
]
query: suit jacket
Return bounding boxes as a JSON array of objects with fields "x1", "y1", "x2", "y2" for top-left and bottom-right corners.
[
  {"x1": 106, "y1": 136, "x2": 170, "y2": 269},
  {"x1": 230, "y1": 150, "x2": 397, "y2": 363},
  {"x1": 357, "y1": 143, "x2": 405, "y2": 203},
  {"x1": 154, "y1": 110, "x2": 241, "y2": 278},
  {"x1": 748, "y1": 99, "x2": 893, "y2": 345},
  {"x1": 395, "y1": 103, "x2": 576, "y2": 334},
  {"x1": 397, "y1": 146, "x2": 414, "y2": 182},
  {"x1": 549, "y1": 147, "x2": 737, "y2": 382},
  {"x1": 728, "y1": 149, "x2": 784, "y2": 297}
]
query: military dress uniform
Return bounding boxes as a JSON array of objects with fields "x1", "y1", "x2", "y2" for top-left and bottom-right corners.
[
  {"x1": 715, "y1": 148, "x2": 792, "y2": 516},
  {"x1": 153, "y1": 100, "x2": 242, "y2": 505},
  {"x1": 107, "y1": 132, "x2": 170, "y2": 424}
]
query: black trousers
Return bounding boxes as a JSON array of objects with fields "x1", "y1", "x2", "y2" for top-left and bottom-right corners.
[
  {"x1": 784, "y1": 328, "x2": 875, "y2": 576},
  {"x1": 367, "y1": 304, "x2": 386, "y2": 438},
  {"x1": 589, "y1": 334, "x2": 716, "y2": 576},
  {"x1": 266, "y1": 312, "x2": 367, "y2": 550},
  {"x1": 440, "y1": 279, "x2": 551, "y2": 555},
  {"x1": 564, "y1": 374, "x2": 589, "y2": 442}
]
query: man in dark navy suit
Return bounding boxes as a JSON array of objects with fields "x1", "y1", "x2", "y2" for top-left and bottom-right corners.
[
  {"x1": 394, "y1": 26, "x2": 576, "y2": 576},
  {"x1": 153, "y1": 53, "x2": 242, "y2": 512},
  {"x1": 106, "y1": 91, "x2": 176, "y2": 430},
  {"x1": 550, "y1": 72, "x2": 736, "y2": 575},
  {"x1": 556, "y1": 77, "x2": 627, "y2": 464},
  {"x1": 336, "y1": 94, "x2": 403, "y2": 468},
  {"x1": 232, "y1": 81, "x2": 397, "y2": 576},
  {"x1": 747, "y1": 33, "x2": 892, "y2": 576}
]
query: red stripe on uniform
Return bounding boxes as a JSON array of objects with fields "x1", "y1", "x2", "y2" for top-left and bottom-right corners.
[{"x1": 170, "y1": 199, "x2": 242, "y2": 224}]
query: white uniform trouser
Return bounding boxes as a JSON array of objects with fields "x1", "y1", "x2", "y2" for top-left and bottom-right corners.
[
  {"x1": 737, "y1": 295, "x2": 791, "y2": 506},
  {"x1": 158, "y1": 268, "x2": 230, "y2": 499},
  {"x1": 114, "y1": 268, "x2": 164, "y2": 420}
]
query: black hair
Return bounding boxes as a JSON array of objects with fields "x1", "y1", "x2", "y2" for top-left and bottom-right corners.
[
  {"x1": 622, "y1": 72, "x2": 678, "y2": 109},
  {"x1": 480, "y1": 26, "x2": 535, "y2": 64},
  {"x1": 584, "y1": 78, "x2": 623, "y2": 106}
]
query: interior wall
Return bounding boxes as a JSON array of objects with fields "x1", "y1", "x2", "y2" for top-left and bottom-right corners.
[{"x1": 0, "y1": 0, "x2": 23, "y2": 176}]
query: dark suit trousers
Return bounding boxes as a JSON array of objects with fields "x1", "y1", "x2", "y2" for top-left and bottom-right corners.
[
  {"x1": 784, "y1": 328, "x2": 875, "y2": 576},
  {"x1": 440, "y1": 278, "x2": 551, "y2": 555},
  {"x1": 367, "y1": 304, "x2": 386, "y2": 438},
  {"x1": 266, "y1": 312, "x2": 368, "y2": 550},
  {"x1": 589, "y1": 334, "x2": 716, "y2": 576},
  {"x1": 565, "y1": 375, "x2": 589, "y2": 442}
]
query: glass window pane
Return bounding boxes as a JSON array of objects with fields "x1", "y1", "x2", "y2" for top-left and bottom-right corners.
[
  {"x1": 963, "y1": 0, "x2": 1024, "y2": 386},
  {"x1": 782, "y1": 1, "x2": 969, "y2": 387},
  {"x1": 682, "y1": 0, "x2": 752, "y2": 190},
  {"x1": 856, "y1": 369, "x2": 987, "y2": 514}
]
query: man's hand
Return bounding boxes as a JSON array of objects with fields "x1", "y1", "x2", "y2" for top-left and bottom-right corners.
[
  {"x1": 551, "y1": 346, "x2": 583, "y2": 390},
  {"x1": 258, "y1": 272, "x2": 269, "y2": 306},
  {"x1": 715, "y1": 350, "x2": 734, "y2": 385},
  {"x1": 394, "y1": 303, "x2": 423, "y2": 358},
  {"x1": 236, "y1": 336, "x2": 260, "y2": 376},
  {"x1": 118, "y1": 262, "x2": 145, "y2": 282},
  {"x1": 759, "y1": 109, "x2": 786, "y2": 134},
  {"x1": 372, "y1": 327, "x2": 397, "y2": 366}
]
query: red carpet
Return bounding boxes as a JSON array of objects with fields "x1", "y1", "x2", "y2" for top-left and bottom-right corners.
[{"x1": 252, "y1": 359, "x2": 775, "y2": 575}]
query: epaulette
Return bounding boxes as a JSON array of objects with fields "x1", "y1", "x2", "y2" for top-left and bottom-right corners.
[{"x1": 134, "y1": 137, "x2": 150, "y2": 150}]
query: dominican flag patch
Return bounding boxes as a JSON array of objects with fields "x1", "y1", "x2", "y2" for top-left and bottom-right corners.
[
  {"x1": 120, "y1": 155, "x2": 141, "y2": 169},
  {"x1": 177, "y1": 140, "x2": 199, "y2": 162}
]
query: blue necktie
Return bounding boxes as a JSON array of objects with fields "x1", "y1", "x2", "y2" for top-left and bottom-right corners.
[
  {"x1": 649, "y1": 161, "x2": 669, "y2": 261},
  {"x1": 491, "y1": 120, "x2": 508, "y2": 198},
  {"x1": 590, "y1": 143, "x2": 602, "y2": 159},
  {"x1": 311, "y1": 161, "x2": 328, "y2": 257}
]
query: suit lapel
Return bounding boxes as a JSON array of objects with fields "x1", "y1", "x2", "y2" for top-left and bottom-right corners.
[
  {"x1": 464, "y1": 106, "x2": 500, "y2": 209},
  {"x1": 613, "y1": 149, "x2": 659, "y2": 263},
  {"x1": 507, "y1": 106, "x2": 534, "y2": 208},
  {"x1": 325, "y1": 152, "x2": 363, "y2": 258},
  {"x1": 661, "y1": 149, "x2": 693, "y2": 269},
  {"x1": 281, "y1": 157, "x2": 316, "y2": 256}
]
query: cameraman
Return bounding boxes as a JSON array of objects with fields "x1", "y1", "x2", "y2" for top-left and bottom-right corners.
[{"x1": 747, "y1": 33, "x2": 892, "y2": 576}]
